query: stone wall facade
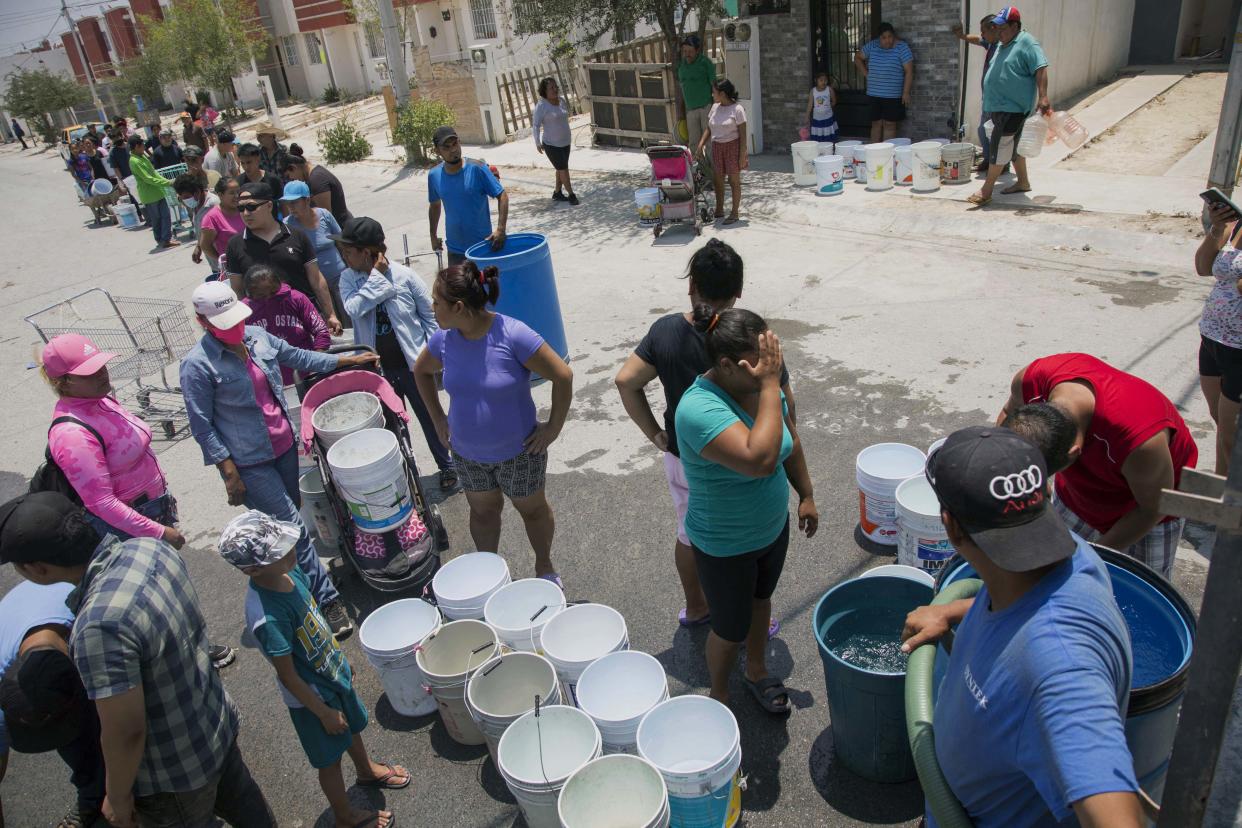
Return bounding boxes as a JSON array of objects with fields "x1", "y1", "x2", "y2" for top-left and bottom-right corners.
[
  {"x1": 757, "y1": 3, "x2": 814, "y2": 151},
  {"x1": 411, "y1": 46, "x2": 486, "y2": 144}
]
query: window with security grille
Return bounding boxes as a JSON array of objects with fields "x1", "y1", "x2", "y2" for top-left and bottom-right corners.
[
  {"x1": 514, "y1": 0, "x2": 538, "y2": 31},
  {"x1": 305, "y1": 34, "x2": 324, "y2": 65},
  {"x1": 469, "y1": 0, "x2": 498, "y2": 40},
  {"x1": 281, "y1": 35, "x2": 300, "y2": 67},
  {"x1": 365, "y1": 21, "x2": 384, "y2": 59}
]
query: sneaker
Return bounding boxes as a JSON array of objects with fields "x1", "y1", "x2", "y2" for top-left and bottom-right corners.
[
  {"x1": 567, "y1": 193, "x2": 580, "y2": 206},
  {"x1": 209, "y1": 643, "x2": 236, "y2": 669},
  {"x1": 323, "y1": 599, "x2": 354, "y2": 639},
  {"x1": 552, "y1": 190, "x2": 567, "y2": 201}
]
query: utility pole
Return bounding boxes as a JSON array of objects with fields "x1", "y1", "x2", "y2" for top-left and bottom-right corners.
[
  {"x1": 376, "y1": 0, "x2": 410, "y2": 104},
  {"x1": 60, "y1": 0, "x2": 108, "y2": 123},
  {"x1": 1207, "y1": 12, "x2": 1242, "y2": 195}
]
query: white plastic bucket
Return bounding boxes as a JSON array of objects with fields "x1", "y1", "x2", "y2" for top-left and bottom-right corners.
[
  {"x1": 940, "y1": 143, "x2": 975, "y2": 184},
  {"x1": 856, "y1": 443, "x2": 926, "y2": 545},
  {"x1": 911, "y1": 141, "x2": 942, "y2": 192},
  {"x1": 927, "y1": 437, "x2": 947, "y2": 459},
  {"x1": 929, "y1": 137, "x2": 951, "y2": 145},
  {"x1": 894, "y1": 146, "x2": 914, "y2": 185},
  {"x1": 852, "y1": 144, "x2": 868, "y2": 182},
  {"x1": 864, "y1": 142, "x2": 895, "y2": 191},
  {"x1": 835, "y1": 140, "x2": 862, "y2": 178},
  {"x1": 813, "y1": 155, "x2": 845, "y2": 196},
  {"x1": 558, "y1": 755, "x2": 671, "y2": 828},
  {"x1": 635, "y1": 188, "x2": 661, "y2": 225},
  {"x1": 861, "y1": 564, "x2": 936, "y2": 589},
  {"x1": 325, "y1": 428, "x2": 413, "y2": 534},
  {"x1": 90, "y1": 178, "x2": 113, "y2": 196},
  {"x1": 311, "y1": 391, "x2": 382, "y2": 448},
  {"x1": 575, "y1": 651, "x2": 670, "y2": 755},
  {"x1": 466, "y1": 652, "x2": 562, "y2": 765},
  {"x1": 540, "y1": 604, "x2": 629, "y2": 706},
  {"x1": 484, "y1": 577, "x2": 566, "y2": 652},
  {"x1": 113, "y1": 202, "x2": 140, "y2": 228},
  {"x1": 433, "y1": 552, "x2": 511, "y2": 620},
  {"x1": 791, "y1": 141, "x2": 820, "y2": 186},
  {"x1": 1016, "y1": 113, "x2": 1049, "y2": 158},
  {"x1": 499, "y1": 705, "x2": 602, "y2": 828},
  {"x1": 895, "y1": 476, "x2": 954, "y2": 574},
  {"x1": 358, "y1": 598, "x2": 442, "y2": 717},
  {"x1": 298, "y1": 467, "x2": 342, "y2": 550},
  {"x1": 888, "y1": 137, "x2": 911, "y2": 147},
  {"x1": 637, "y1": 696, "x2": 742, "y2": 828},
  {"x1": 415, "y1": 619, "x2": 500, "y2": 745}
]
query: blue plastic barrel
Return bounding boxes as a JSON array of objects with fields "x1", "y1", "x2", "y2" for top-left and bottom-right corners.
[
  {"x1": 813, "y1": 574, "x2": 934, "y2": 783},
  {"x1": 936, "y1": 545, "x2": 1195, "y2": 802},
  {"x1": 465, "y1": 233, "x2": 569, "y2": 364}
]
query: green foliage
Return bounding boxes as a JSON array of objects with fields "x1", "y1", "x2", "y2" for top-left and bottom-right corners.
[
  {"x1": 110, "y1": 53, "x2": 166, "y2": 107},
  {"x1": 321, "y1": 85, "x2": 342, "y2": 104},
  {"x1": 317, "y1": 117, "x2": 372, "y2": 164},
  {"x1": 136, "y1": 0, "x2": 269, "y2": 104},
  {"x1": 515, "y1": 0, "x2": 720, "y2": 68},
  {"x1": 393, "y1": 98, "x2": 455, "y2": 165},
  {"x1": 2, "y1": 68, "x2": 87, "y2": 143}
]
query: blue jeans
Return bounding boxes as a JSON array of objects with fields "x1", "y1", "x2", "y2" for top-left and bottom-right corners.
[
  {"x1": 237, "y1": 447, "x2": 339, "y2": 606},
  {"x1": 84, "y1": 493, "x2": 177, "y2": 543},
  {"x1": 387, "y1": 366, "x2": 453, "y2": 472},
  {"x1": 148, "y1": 198, "x2": 172, "y2": 245}
]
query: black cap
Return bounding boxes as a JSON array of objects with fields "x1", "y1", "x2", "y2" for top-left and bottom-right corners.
[
  {"x1": 216, "y1": 128, "x2": 235, "y2": 144},
  {"x1": 0, "y1": 648, "x2": 88, "y2": 753},
  {"x1": 238, "y1": 181, "x2": 274, "y2": 202},
  {"x1": 925, "y1": 426, "x2": 1075, "y2": 572},
  {"x1": 126, "y1": 133, "x2": 145, "y2": 148},
  {"x1": 183, "y1": 145, "x2": 204, "y2": 159},
  {"x1": 432, "y1": 126, "x2": 458, "y2": 147},
  {"x1": 0, "y1": 492, "x2": 90, "y2": 566},
  {"x1": 329, "y1": 216, "x2": 385, "y2": 247}
]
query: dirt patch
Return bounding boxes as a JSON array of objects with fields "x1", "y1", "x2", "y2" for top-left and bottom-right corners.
[{"x1": 1059, "y1": 71, "x2": 1225, "y2": 175}]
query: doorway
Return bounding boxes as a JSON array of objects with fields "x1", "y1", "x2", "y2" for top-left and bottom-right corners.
[{"x1": 810, "y1": 0, "x2": 880, "y2": 138}]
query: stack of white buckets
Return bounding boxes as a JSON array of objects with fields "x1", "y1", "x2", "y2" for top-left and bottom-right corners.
[
  {"x1": 356, "y1": 551, "x2": 744, "y2": 828},
  {"x1": 855, "y1": 437, "x2": 955, "y2": 580}
]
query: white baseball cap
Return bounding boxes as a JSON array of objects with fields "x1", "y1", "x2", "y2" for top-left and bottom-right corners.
[{"x1": 191, "y1": 281, "x2": 252, "y2": 329}]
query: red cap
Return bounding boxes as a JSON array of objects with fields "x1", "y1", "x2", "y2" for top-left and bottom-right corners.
[
  {"x1": 992, "y1": 6, "x2": 1020, "y2": 24},
  {"x1": 41, "y1": 334, "x2": 117, "y2": 378}
]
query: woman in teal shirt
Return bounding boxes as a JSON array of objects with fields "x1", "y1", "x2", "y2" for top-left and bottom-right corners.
[{"x1": 675, "y1": 307, "x2": 818, "y2": 714}]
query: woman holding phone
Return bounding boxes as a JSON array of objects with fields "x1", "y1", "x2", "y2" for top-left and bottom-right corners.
[{"x1": 1196, "y1": 197, "x2": 1242, "y2": 475}]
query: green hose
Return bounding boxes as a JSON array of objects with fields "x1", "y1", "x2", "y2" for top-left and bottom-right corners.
[{"x1": 905, "y1": 578, "x2": 982, "y2": 828}]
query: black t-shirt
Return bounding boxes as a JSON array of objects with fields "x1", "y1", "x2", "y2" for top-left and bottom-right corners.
[
  {"x1": 224, "y1": 226, "x2": 319, "y2": 308},
  {"x1": 86, "y1": 154, "x2": 109, "y2": 181},
  {"x1": 109, "y1": 145, "x2": 132, "y2": 178},
  {"x1": 149, "y1": 142, "x2": 183, "y2": 169},
  {"x1": 373, "y1": 303, "x2": 407, "y2": 374},
  {"x1": 635, "y1": 313, "x2": 789, "y2": 457},
  {"x1": 236, "y1": 172, "x2": 284, "y2": 202},
  {"x1": 307, "y1": 165, "x2": 351, "y2": 225}
]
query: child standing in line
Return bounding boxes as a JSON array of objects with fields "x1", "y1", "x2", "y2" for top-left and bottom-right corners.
[
  {"x1": 219, "y1": 511, "x2": 409, "y2": 828},
  {"x1": 807, "y1": 72, "x2": 839, "y2": 147},
  {"x1": 242, "y1": 264, "x2": 332, "y2": 384}
]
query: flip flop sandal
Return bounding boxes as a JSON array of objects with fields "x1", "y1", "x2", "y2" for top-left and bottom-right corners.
[
  {"x1": 357, "y1": 763, "x2": 411, "y2": 789},
  {"x1": 967, "y1": 193, "x2": 992, "y2": 206},
  {"x1": 768, "y1": 617, "x2": 781, "y2": 639},
  {"x1": 350, "y1": 813, "x2": 397, "y2": 828},
  {"x1": 1001, "y1": 184, "x2": 1031, "y2": 194},
  {"x1": 744, "y1": 676, "x2": 791, "y2": 714},
  {"x1": 539, "y1": 572, "x2": 564, "y2": 590},
  {"x1": 678, "y1": 608, "x2": 711, "y2": 627},
  {"x1": 722, "y1": 215, "x2": 739, "y2": 225},
  {"x1": 438, "y1": 468, "x2": 458, "y2": 489}
]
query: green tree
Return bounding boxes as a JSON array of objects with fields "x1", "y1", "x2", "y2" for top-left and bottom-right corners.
[
  {"x1": 393, "y1": 98, "x2": 455, "y2": 164},
  {"x1": 110, "y1": 53, "x2": 166, "y2": 111},
  {"x1": 137, "y1": 0, "x2": 269, "y2": 105},
  {"x1": 2, "y1": 68, "x2": 88, "y2": 143}
]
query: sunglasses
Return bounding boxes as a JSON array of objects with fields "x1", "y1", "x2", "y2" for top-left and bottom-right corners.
[{"x1": 238, "y1": 201, "x2": 270, "y2": 213}]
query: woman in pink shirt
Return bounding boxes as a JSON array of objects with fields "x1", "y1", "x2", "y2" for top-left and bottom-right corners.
[
  {"x1": 199, "y1": 177, "x2": 245, "y2": 273},
  {"x1": 694, "y1": 79, "x2": 748, "y2": 225}
]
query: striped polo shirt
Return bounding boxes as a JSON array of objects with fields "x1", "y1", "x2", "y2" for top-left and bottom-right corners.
[{"x1": 862, "y1": 39, "x2": 914, "y2": 99}]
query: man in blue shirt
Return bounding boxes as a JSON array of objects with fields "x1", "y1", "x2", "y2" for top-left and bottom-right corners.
[
  {"x1": 427, "y1": 126, "x2": 508, "y2": 265},
  {"x1": 902, "y1": 426, "x2": 1144, "y2": 828}
]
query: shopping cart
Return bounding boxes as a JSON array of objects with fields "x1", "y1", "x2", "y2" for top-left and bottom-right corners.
[
  {"x1": 155, "y1": 162, "x2": 191, "y2": 231},
  {"x1": 25, "y1": 288, "x2": 199, "y2": 439}
]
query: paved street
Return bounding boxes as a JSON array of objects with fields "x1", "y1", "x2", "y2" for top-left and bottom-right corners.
[{"x1": 0, "y1": 140, "x2": 1229, "y2": 827}]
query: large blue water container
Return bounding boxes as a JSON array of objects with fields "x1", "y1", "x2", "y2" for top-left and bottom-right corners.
[
  {"x1": 465, "y1": 233, "x2": 569, "y2": 363},
  {"x1": 813, "y1": 574, "x2": 934, "y2": 783},
  {"x1": 936, "y1": 544, "x2": 1195, "y2": 803}
]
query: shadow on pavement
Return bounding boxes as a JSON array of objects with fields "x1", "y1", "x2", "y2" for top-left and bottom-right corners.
[{"x1": 809, "y1": 726, "x2": 925, "y2": 823}]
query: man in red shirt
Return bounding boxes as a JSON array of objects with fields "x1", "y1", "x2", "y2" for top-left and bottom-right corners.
[{"x1": 997, "y1": 353, "x2": 1198, "y2": 578}]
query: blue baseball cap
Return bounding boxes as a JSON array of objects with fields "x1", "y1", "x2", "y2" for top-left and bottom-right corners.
[
  {"x1": 279, "y1": 180, "x2": 311, "y2": 201},
  {"x1": 992, "y1": 5, "x2": 1020, "y2": 24}
]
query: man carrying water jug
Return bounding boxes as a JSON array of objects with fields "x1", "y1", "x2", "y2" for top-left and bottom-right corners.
[{"x1": 901, "y1": 426, "x2": 1146, "y2": 828}]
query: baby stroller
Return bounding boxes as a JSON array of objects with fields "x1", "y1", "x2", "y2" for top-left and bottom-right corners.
[
  {"x1": 646, "y1": 143, "x2": 713, "y2": 239},
  {"x1": 300, "y1": 347, "x2": 448, "y2": 594}
]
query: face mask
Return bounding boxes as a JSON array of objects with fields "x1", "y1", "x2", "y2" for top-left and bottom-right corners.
[
  {"x1": 210, "y1": 321, "x2": 246, "y2": 345},
  {"x1": 183, "y1": 197, "x2": 199, "y2": 210}
]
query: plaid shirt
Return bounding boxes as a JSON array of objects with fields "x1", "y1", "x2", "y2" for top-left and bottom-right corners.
[{"x1": 67, "y1": 537, "x2": 238, "y2": 795}]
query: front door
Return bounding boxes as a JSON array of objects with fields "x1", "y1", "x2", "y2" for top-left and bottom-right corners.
[{"x1": 810, "y1": 0, "x2": 880, "y2": 139}]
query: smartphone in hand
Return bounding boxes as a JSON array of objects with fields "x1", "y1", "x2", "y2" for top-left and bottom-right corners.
[{"x1": 1201, "y1": 187, "x2": 1242, "y2": 221}]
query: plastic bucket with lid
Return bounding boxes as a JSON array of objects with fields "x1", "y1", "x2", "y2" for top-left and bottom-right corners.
[
  {"x1": 813, "y1": 155, "x2": 845, "y2": 196},
  {"x1": 894, "y1": 146, "x2": 914, "y2": 185},
  {"x1": 432, "y1": 551, "x2": 511, "y2": 620},
  {"x1": 465, "y1": 651, "x2": 562, "y2": 765},
  {"x1": 856, "y1": 443, "x2": 926, "y2": 545},
  {"x1": 326, "y1": 428, "x2": 412, "y2": 534},
  {"x1": 937, "y1": 545, "x2": 1195, "y2": 804},
  {"x1": 312, "y1": 391, "x2": 383, "y2": 448},
  {"x1": 637, "y1": 695, "x2": 742, "y2": 828},
  {"x1": 498, "y1": 705, "x2": 602, "y2": 828},
  {"x1": 575, "y1": 651, "x2": 670, "y2": 755},
  {"x1": 852, "y1": 144, "x2": 868, "y2": 182},
  {"x1": 540, "y1": 603, "x2": 629, "y2": 706},
  {"x1": 894, "y1": 476, "x2": 952, "y2": 575},
  {"x1": 635, "y1": 188, "x2": 662, "y2": 225},
  {"x1": 415, "y1": 619, "x2": 500, "y2": 745},
  {"x1": 298, "y1": 468, "x2": 342, "y2": 550},
  {"x1": 911, "y1": 142, "x2": 942, "y2": 192},
  {"x1": 861, "y1": 564, "x2": 936, "y2": 589},
  {"x1": 835, "y1": 140, "x2": 862, "y2": 178},
  {"x1": 939, "y1": 143, "x2": 975, "y2": 184},
  {"x1": 484, "y1": 577, "x2": 566, "y2": 652},
  {"x1": 358, "y1": 598, "x2": 442, "y2": 717},
  {"x1": 865, "y1": 142, "x2": 895, "y2": 191},
  {"x1": 791, "y1": 141, "x2": 820, "y2": 186},
  {"x1": 558, "y1": 754, "x2": 670, "y2": 828}
]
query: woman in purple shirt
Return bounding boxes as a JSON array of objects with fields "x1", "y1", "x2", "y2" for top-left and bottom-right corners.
[{"x1": 413, "y1": 262, "x2": 573, "y2": 584}]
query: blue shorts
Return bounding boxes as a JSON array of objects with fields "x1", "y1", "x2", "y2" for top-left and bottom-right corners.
[{"x1": 288, "y1": 685, "x2": 369, "y2": 769}]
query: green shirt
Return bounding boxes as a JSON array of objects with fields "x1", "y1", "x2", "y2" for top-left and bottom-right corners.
[
  {"x1": 983, "y1": 31, "x2": 1048, "y2": 114},
  {"x1": 675, "y1": 376, "x2": 793, "y2": 556},
  {"x1": 677, "y1": 54, "x2": 717, "y2": 111},
  {"x1": 128, "y1": 153, "x2": 171, "y2": 206}
]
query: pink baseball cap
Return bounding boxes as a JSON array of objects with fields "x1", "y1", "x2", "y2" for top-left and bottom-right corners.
[{"x1": 41, "y1": 334, "x2": 117, "y2": 378}]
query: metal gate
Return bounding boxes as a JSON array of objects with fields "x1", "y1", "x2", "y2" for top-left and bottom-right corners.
[{"x1": 810, "y1": 0, "x2": 880, "y2": 138}]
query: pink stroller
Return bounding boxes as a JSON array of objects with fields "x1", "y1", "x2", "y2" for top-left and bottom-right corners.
[{"x1": 647, "y1": 144, "x2": 713, "y2": 238}]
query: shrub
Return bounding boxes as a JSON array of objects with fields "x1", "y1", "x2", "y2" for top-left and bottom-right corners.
[
  {"x1": 321, "y1": 84, "x2": 341, "y2": 104},
  {"x1": 317, "y1": 117, "x2": 372, "y2": 164},
  {"x1": 393, "y1": 98, "x2": 456, "y2": 165}
]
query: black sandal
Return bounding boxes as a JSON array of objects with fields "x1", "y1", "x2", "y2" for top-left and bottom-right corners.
[
  {"x1": 744, "y1": 676, "x2": 791, "y2": 714},
  {"x1": 438, "y1": 468, "x2": 458, "y2": 489}
]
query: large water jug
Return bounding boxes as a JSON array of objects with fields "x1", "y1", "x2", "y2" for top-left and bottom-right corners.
[
  {"x1": 1046, "y1": 110, "x2": 1088, "y2": 150},
  {"x1": 1016, "y1": 114, "x2": 1050, "y2": 158}
]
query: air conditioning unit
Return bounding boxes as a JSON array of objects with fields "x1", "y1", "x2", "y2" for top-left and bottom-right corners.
[{"x1": 720, "y1": 18, "x2": 762, "y2": 152}]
